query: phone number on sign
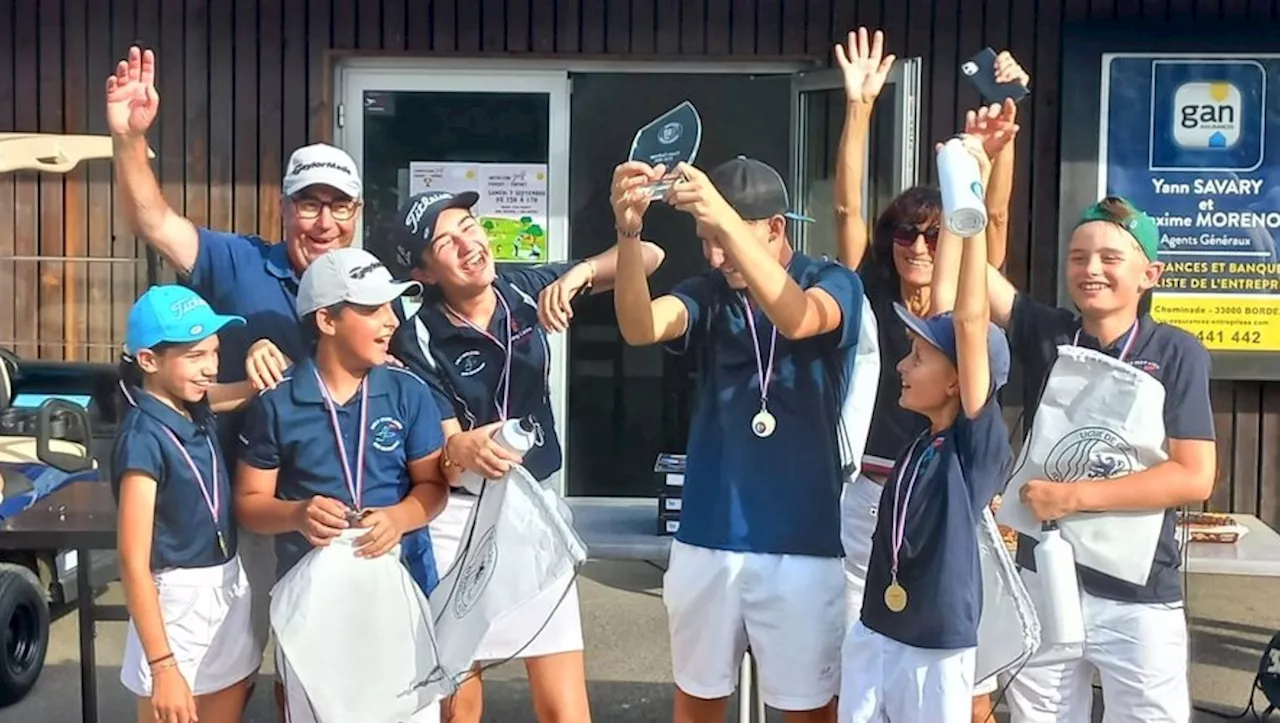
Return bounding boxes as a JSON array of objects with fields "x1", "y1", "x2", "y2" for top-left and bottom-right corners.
[{"x1": 1151, "y1": 297, "x2": 1280, "y2": 352}]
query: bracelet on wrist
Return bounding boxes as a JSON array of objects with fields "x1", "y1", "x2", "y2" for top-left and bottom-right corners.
[
  {"x1": 148, "y1": 652, "x2": 175, "y2": 666},
  {"x1": 616, "y1": 226, "x2": 642, "y2": 238}
]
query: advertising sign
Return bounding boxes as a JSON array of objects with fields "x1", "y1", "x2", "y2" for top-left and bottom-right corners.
[
  {"x1": 408, "y1": 161, "x2": 549, "y2": 263},
  {"x1": 1099, "y1": 55, "x2": 1280, "y2": 352}
]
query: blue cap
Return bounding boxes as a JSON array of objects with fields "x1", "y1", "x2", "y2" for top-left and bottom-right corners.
[
  {"x1": 893, "y1": 302, "x2": 1010, "y2": 392},
  {"x1": 125, "y1": 285, "x2": 245, "y2": 355}
]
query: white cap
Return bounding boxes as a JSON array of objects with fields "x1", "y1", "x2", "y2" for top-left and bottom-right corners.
[
  {"x1": 296, "y1": 248, "x2": 422, "y2": 317},
  {"x1": 282, "y1": 143, "x2": 362, "y2": 199}
]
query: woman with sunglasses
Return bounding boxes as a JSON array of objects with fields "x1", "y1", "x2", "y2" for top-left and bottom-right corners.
[{"x1": 831, "y1": 28, "x2": 1028, "y2": 723}]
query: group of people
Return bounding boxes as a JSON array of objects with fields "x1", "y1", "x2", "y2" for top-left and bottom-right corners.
[{"x1": 99, "y1": 24, "x2": 1216, "y2": 723}]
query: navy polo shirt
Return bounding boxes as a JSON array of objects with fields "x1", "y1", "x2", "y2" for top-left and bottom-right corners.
[
  {"x1": 862, "y1": 398, "x2": 1011, "y2": 649},
  {"x1": 111, "y1": 390, "x2": 237, "y2": 571},
  {"x1": 185, "y1": 228, "x2": 309, "y2": 464},
  {"x1": 389, "y1": 263, "x2": 573, "y2": 484},
  {"x1": 238, "y1": 358, "x2": 446, "y2": 580},
  {"x1": 862, "y1": 273, "x2": 931, "y2": 467},
  {"x1": 666, "y1": 252, "x2": 863, "y2": 557},
  {"x1": 1008, "y1": 295, "x2": 1215, "y2": 604}
]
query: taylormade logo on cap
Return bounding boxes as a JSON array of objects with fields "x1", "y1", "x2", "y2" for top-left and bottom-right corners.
[
  {"x1": 295, "y1": 248, "x2": 422, "y2": 317},
  {"x1": 283, "y1": 143, "x2": 363, "y2": 199}
]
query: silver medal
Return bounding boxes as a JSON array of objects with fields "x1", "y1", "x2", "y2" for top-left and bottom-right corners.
[{"x1": 751, "y1": 409, "x2": 777, "y2": 438}]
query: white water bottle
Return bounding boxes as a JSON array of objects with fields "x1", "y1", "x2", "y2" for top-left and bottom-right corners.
[
  {"x1": 1034, "y1": 521, "x2": 1086, "y2": 647},
  {"x1": 936, "y1": 137, "x2": 988, "y2": 237},
  {"x1": 460, "y1": 416, "x2": 541, "y2": 496},
  {"x1": 493, "y1": 415, "x2": 539, "y2": 457}
]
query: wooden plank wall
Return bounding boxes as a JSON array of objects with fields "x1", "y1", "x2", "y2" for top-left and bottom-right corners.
[{"x1": 0, "y1": 0, "x2": 1277, "y2": 524}]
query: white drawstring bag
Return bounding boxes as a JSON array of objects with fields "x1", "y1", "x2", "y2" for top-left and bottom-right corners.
[
  {"x1": 838, "y1": 293, "x2": 881, "y2": 479},
  {"x1": 975, "y1": 508, "x2": 1041, "y2": 682},
  {"x1": 430, "y1": 463, "x2": 587, "y2": 684},
  {"x1": 998, "y1": 345, "x2": 1169, "y2": 585},
  {"x1": 271, "y1": 530, "x2": 446, "y2": 723}
]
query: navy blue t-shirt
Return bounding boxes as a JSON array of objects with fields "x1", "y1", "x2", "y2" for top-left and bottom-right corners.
[
  {"x1": 861, "y1": 398, "x2": 1011, "y2": 650},
  {"x1": 111, "y1": 390, "x2": 237, "y2": 571},
  {"x1": 390, "y1": 264, "x2": 573, "y2": 484},
  {"x1": 1008, "y1": 295, "x2": 1215, "y2": 604},
  {"x1": 666, "y1": 252, "x2": 863, "y2": 557},
  {"x1": 238, "y1": 358, "x2": 446, "y2": 581},
  {"x1": 185, "y1": 228, "x2": 310, "y2": 466}
]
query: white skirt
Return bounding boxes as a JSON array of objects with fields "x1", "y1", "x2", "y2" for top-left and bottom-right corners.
[
  {"x1": 121, "y1": 555, "x2": 262, "y2": 697},
  {"x1": 430, "y1": 491, "x2": 584, "y2": 662}
]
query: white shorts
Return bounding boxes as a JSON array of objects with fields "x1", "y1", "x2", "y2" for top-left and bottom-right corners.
[
  {"x1": 277, "y1": 648, "x2": 440, "y2": 723},
  {"x1": 840, "y1": 474, "x2": 882, "y2": 622},
  {"x1": 121, "y1": 556, "x2": 262, "y2": 698},
  {"x1": 238, "y1": 526, "x2": 277, "y2": 657},
  {"x1": 840, "y1": 475, "x2": 998, "y2": 697},
  {"x1": 1004, "y1": 568, "x2": 1190, "y2": 723},
  {"x1": 430, "y1": 491, "x2": 584, "y2": 662},
  {"x1": 839, "y1": 621, "x2": 976, "y2": 723},
  {"x1": 663, "y1": 539, "x2": 844, "y2": 711}
]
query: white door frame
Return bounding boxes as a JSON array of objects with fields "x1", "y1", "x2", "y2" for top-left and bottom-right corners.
[
  {"x1": 335, "y1": 68, "x2": 574, "y2": 494},
  {"x1": 788, "y1": 60, "x2": 923, "y2": 254},
  {"x1": 331, "y1": 58, "x2": 830, "y2": 499}
]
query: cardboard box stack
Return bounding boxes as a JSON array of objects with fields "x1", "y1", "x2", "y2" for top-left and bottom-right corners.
[{"x1": 654, "y1": 453, "x2": 685, "y2": 536}]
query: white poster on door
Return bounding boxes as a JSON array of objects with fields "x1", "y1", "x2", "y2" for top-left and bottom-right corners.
[{"x1": 408, "y1": 161, "x2": 549, "y2": 263}]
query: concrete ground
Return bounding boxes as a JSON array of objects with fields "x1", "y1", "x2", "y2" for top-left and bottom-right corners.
[{"x1": 2, "y1": 562, "x2": 1276, "y2": 722}]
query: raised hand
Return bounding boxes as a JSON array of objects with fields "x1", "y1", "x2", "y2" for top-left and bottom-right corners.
[
  {"x1": 105, "y1": 46, "x2": 159, "y2": 138},
  {"x1": 834, "y1": 28, "x2": 897, "y2": 105},
  {"x1": 610, "y1": 161, "x2": 665, "y2": 234},
  {"x1": 994, "y1": 50, "x2": 1030, "y2": 90},
  {"x1": 963, "y1": 100, "x2": 1020, "y2": 158}
]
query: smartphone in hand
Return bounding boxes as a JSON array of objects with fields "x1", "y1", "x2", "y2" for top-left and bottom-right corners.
[{"x1": 961, "y1": 47, "x2": 1030, "y2": 104}]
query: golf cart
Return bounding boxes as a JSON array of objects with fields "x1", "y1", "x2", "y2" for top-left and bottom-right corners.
[
  {"x1": 0, "y1": 348, "x2": 123, "y2": 706},
  {"x1": 0, "y1": 133, "x2": 153, "y2": 706}
]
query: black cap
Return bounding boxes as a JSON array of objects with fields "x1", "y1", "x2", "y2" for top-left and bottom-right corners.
[
  {"x1": 707, "y1": 156, "x2": 814, "y2": 223},
  {"x1": 388, "y1": 190, "x2": 481, "y2": 272}
]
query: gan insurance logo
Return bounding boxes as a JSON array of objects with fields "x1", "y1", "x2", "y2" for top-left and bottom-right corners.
[
  {"x1": 1148, "y1": 59, "x2": 1266, "y2": 172},
  {"x1": 1172, "y1": 81, "x2": 1242, "y2": 149}
]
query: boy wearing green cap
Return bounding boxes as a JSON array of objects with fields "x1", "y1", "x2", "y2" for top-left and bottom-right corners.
[{"x1": 984, "y1": 196, "x2": 1215, "y2": 722}]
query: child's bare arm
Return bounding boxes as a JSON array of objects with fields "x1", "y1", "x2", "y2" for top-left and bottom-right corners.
[{"x1": 952, "y1": 135, "x2": 995, "y2": 419}]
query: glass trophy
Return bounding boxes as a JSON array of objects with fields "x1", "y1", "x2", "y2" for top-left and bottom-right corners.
[{"x1": 627, "y1": 100, "x2": 703, "y2": 198}]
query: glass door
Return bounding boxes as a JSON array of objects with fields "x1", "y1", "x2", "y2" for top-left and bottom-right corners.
[
  {"x1": 334, "y1": 66, "x2": 572, "y2": 494},
  {"x1": 789, "y1": 60, "x2": 922, "y2": 260}
]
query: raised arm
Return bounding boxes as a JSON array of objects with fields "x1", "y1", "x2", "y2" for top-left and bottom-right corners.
[
  {"x1": 981, "y1": 53, "x2": 1031, "y2": 268},
  {"x1": 611, "y1": 161, "x2": 694, "y2": 346},
  {"x1": 951, "y1": 136, "x2": 995, "y2": 419},
  {"x1": 832, "y1": 28, "x2": 896, "y2": 268},
  {"x1": 667, "y1": 162, "x2": 844, "y2": 341},
  {"x1": 107, "y1": 46, "x2": 200, "y2": 273}
]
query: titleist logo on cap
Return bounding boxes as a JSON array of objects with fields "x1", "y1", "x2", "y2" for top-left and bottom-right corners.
[
  {"x1": 290, "y1": 160, "x2": 353, "y2": 176},
  {"x1": 404, "y1": 192, "x2": 452, "y2": 236}
]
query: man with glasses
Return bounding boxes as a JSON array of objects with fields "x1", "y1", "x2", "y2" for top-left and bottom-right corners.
[{"x1": 106, "y1": 45, "x2": 364, "y2": 701}]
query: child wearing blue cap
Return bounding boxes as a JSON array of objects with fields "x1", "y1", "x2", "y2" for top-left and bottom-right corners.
[
  {"x1": 113, "y1": 284, "x2": 263, "y2": 723},
  {"x1": 839, "y1": 136, "x2": 1013, "y2": 723}
]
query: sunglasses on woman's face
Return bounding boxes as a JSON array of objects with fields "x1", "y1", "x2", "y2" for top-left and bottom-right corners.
[{"x1": 892, "y1": 225, "x2": 940, "y2": 249}]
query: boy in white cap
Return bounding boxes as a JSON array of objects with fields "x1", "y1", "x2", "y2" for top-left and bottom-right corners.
[{"x1": 235, "y1": 248, "x2": 451, "y2": 722}]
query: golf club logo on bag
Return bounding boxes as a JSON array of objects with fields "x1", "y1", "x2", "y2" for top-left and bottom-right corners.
[
  {"x1": 453, "y1": 527, "x2": 498, "y2": 619},
  {"x1": 1044, "y1": 426, "x2": 1138, "y2": 485}
]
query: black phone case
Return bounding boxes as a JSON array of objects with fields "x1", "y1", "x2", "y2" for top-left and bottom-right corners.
[{"x1": 961, "y1": 47, "x2": 1030, "y2": 104}]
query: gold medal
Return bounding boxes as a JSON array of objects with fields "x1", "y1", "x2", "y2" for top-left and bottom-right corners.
[{"x1": 884, "y1": 582, "x2": 908, "y2": 613}]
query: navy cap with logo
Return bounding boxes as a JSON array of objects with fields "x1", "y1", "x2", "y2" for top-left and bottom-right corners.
[
  {"x1": 892, "y1": 302, "x2": 1011, "y2": 392},
  {"x1": 389, "y1": 190, "x2": 481, "y2": 272},
  {"x1": 707, "y1": 156, "x2": 815, "y2": 223}
]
